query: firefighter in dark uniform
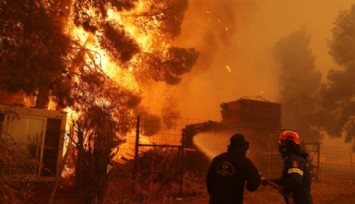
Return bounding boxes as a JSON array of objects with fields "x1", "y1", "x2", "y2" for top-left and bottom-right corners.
[
  {"x1": 206, "y1": 133, "x2": 260, "y2": 204},
  {"x1": 271, "y1": 130, "x2": 313, "y2": 204}
]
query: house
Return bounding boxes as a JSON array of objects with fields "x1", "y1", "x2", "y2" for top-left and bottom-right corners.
[{"x1": 0, "y1": 105, "x2": 67, "y2": 180}]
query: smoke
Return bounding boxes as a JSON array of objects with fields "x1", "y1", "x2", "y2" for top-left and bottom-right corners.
[
  {"x1": 173, "y1": 0, "x2": 271, "y2": 120},
  {"x1": 169, "y1": 0, "x2": 355, "y2": 142},
  {"x1": 272, "y1": 29, "x2": 322, "y2": 141},
  {"x1": 319, "y1": 4, "x2": 355, "y2": 149}
]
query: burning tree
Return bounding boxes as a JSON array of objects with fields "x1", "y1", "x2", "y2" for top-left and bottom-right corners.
[
  {"x1": 0, "y1": 0, "x2": 198, "y2": 108},
  {"x1": 1, "y1": 0, "x2": 198, "y2": 202},
  {"x1": 0, "y1": 0, "x2": 74, "y2": 107}
]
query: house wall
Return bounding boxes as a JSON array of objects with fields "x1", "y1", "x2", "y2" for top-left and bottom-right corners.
[{"x1": 0, "y1": 105, "x2": 66, "y2": 178}]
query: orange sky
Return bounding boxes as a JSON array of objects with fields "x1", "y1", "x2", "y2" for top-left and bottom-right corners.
[{"x1": 170, "y1": 0, "x2": 354, "y2": 121}]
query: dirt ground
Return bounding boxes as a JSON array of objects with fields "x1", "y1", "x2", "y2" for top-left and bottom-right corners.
[
  {"x1": 35, "y1": 174, "x2": 355, "y2": 204},
  {"x1": 147, "y1": 176, "x2": 355, "y2": 204},
  {"x1": 246, "y1": 179, "x2": 355, "y2": 204}
]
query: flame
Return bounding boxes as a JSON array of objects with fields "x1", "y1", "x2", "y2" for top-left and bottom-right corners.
[
  {"x1": 47, "y1": 98, "x2": 57, "y2": 110},
  {"x1": 70, "y1": 26, "x2": 89, "y2": 45},
  {"x1": 107, "y1": 8, "x2": 123, "y2": 22},
  {"x1": 226, "y1": 65, "x2": 232, "y2": 72},
  {"x1": 66, "y1": 6, "x2": 149, "y2": 92},
  {"x1": 61, "y1": 3, "x2": 143, "y2": 158},
  {"x1": 59, "y1": 0, "x2": 185, "y2": 163},
  {"x1": 115, "y1": 131, "x2": 151, "y2": 161},
  {"x1": 107, "y1": 7, "x2": 162, "y2": 53}
]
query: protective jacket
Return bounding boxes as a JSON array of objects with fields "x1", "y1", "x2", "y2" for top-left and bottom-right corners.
[
  {"x1": 274, "y1": 153, "x2": 313, "y2": 204},
  {"x1": 206, "y1": 151, "x2": 260, "y2": 204}
]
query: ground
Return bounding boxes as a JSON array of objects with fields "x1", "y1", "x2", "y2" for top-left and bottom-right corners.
[
  {"x1": 33, "y1": 174, "x2": 355, "y2": 204},
  {"x1": 149, "y1": 181, "x2": 355, "y2": 204},
  {"x1": 148, "y1": 176, "x2": 355, "y2": 204}
]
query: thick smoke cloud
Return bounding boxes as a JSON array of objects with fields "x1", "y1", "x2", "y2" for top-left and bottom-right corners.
[
  {"x1": 177, "y1": 0, "x2": 257, "y2": 71},
  {"x1": 272, "y1": 30, "x2": 322, "y2": 142},
  {"x1": 174, "y1": 0, "x2": 268, "y2": 120},
  {"x1": 266, "y1": 4, "x2": 355, "y2": 146},
  {"x1": 173, "y1": 0, "x2": 355, "y2": 146},
  {"x1": 265, "y1": 3, "x2": 355, "y2": 147}
]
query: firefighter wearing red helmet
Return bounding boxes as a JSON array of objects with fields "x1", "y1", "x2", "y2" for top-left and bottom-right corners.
[{"x1": 270, "y1": 130, "x2": 313, "y2": 204}]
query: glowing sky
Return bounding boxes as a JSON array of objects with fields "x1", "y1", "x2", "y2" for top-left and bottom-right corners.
[{"x1": 173, "y1": 0, "x2": 354, "y2": 121}]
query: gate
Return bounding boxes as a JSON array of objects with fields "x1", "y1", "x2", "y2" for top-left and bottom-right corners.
[{"x1": 132, "y1": 116, "x2": 184, "y2": 198}]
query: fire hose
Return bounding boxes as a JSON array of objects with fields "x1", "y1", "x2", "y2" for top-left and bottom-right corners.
[{"x1": 262, "y1": 179, "x2": 295, "y2": 204}]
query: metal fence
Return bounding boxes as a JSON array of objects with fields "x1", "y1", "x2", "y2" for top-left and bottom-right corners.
[
  {"x1": 114, "y1": 116, "x2": 204, "y2": 199},
  {"x1": 114, "y1": 116, "x2": 355, "y2": 198},
  {"x1": 318, "y1": 145, "x2": 355, "y2": 179}
]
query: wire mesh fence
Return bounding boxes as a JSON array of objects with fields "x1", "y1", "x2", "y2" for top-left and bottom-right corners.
[
  {"x1": 112, "y1": 116, "x2": 284, "y2": 198},
  {"x1": 112, "y1": 116, "x2": 209, "y2": 200},
  {"x1": 112, "y1": 116, "x2": 355, "y2": 201},
  {"x1": 116, "y1": 117, "x2": 205, "y2": 161},
  {"x1": 318, "y1": 145, "x2": 355, "y2": 179}
]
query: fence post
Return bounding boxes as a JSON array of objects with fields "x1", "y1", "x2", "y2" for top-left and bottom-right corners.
[
  {"x1": 133, "y1": 115, "x2": 140, "y2": 180},
  {"x1": 179, "y1": 136, "x2": 184, "y2": 199},
  {"x1": 350, "y1": 150, "x2": 354, "y2": 174},
  {"x1": 317, "y1": 143, "x2": 320, "y2": 181}
]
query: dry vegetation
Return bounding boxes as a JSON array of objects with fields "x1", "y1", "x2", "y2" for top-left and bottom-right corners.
[
  {"x1": 245, "y1": 179, "x2": 355, "y2": 204},
  {"x1": 23, "y1": 173, "x2": 355, "y2": 204},
  {"x1": 145, "y1": 175, "x2": 355, "y2": 204},
  {"x1": 3, "y1": 137, "x2": 355, "y2": 204},
  {"x1": 5, "y1": 171, "x2": 355, "y2": 204}
]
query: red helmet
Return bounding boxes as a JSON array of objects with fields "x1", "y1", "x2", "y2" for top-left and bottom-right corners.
[{"x1": 279, "y1": 130, "x2": 300, "y2": 145}]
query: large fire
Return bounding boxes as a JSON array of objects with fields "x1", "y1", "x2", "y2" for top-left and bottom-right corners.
[
  {"x1": 62, "y1": 0, "x2": 191, "y2": 108},
  {"x1": 47, "y1": 0, "x2": 198, "y2": 160}
]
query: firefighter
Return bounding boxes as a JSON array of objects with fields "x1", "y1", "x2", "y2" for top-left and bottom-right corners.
[
  {"x1": 206, "y1": 133, "x2": 260, "y2": 204},
  {"x1": 266, "y1": 130, "x2": 313, "y2": 204}
]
